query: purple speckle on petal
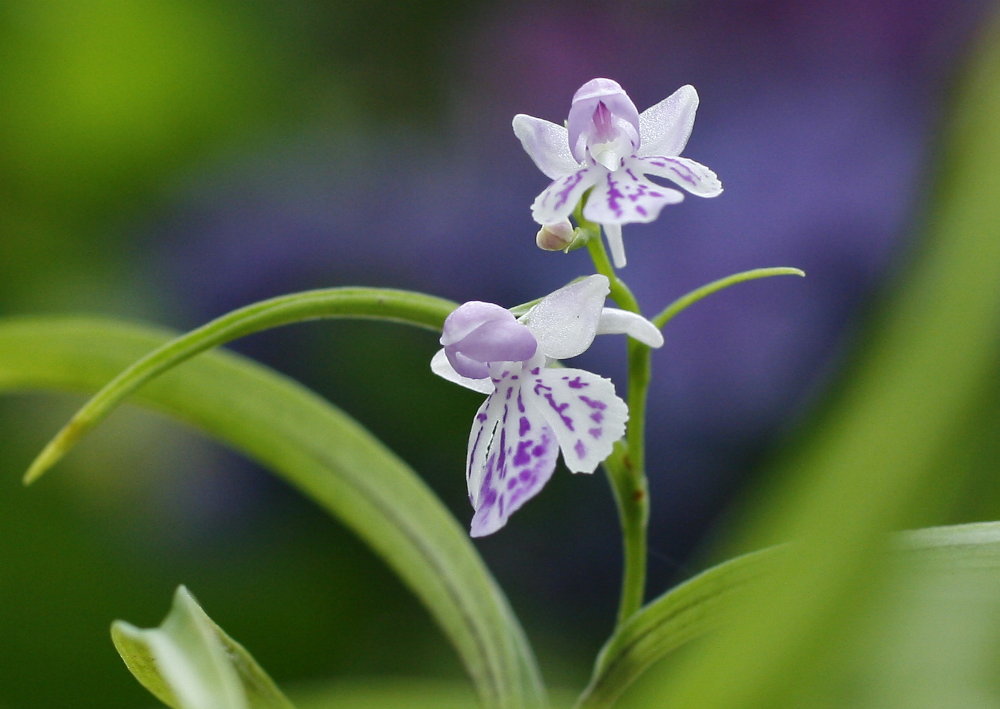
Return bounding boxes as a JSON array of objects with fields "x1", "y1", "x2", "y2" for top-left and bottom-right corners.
[
  {"x1": 539, "y1": 389, "x2": 574, "y2": 430},
  {"x1": 580, "y1": 395, "x2": 607, "y2": 410},
  {"x1": 513, "y1": 439, "x2": 533, "y2": 466},
  {"x1": 591, "y1": 411, "x2": 604, "y2": 423},
  {"x1": 566, "y1": 376, "x2": 588, "y2": 389},
  {"x1": 552, "y1": 169, "x2": 589, "y2": 210},
  {"x1": 496, "y1": 409, "x2": 509, "y2": 478},
  {"x1": 574, "y1": 440, "x2": 587, "y2": 458},
  {"x1": 588, "y1": 427, "x2": 603, "y2": 439},
  {"x1": 668, "y1": 161, "x2": 698, "y2": 186},
  {"x1": 604, "y1": 173, "x2": 625, "y2": 218},
  {"x1": 519, "y1": 416, "x2": 531, "y2": 436}
]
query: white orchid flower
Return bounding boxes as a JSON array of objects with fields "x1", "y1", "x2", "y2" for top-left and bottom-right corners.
[
  {"x1": 514, "y1": 78, "x2": 723, "y2": 268},
  {"x1": 432, "y1": 275, "x2": 663, "y2": 536}
]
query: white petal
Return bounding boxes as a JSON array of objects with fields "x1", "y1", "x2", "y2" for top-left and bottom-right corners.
[
  {"x1": 520, "y1": 275, "x2": 610, "y2": 359},
  {"x1": 603, "y1": 223, "x2": 627, "y2": 269},
  {"x1": 597, "y1": 308, "x2": 664, "y2": 348},
  {"x1": 466, "y1": 385, "x2": 504, "y2": 506},
  {"x1": 633, "y1": 156, "x2": 722, "y2": 197},
  {"x1": 467, "y1": 370, "x2": 559, "y2": 537},
  {"x1": 638, "y1": 84, "x2": 699, "y2": 158},
  {"x1": 530, "y1": 166, "x2": 603, "y2": 225},
  {"x1": 522, "y1": 366, "x2": 628, "y2": 474},
  {"x1": 512, "y1": 114, "x2": 580, "y2": 180},
  {"x1": 431, "y1": 348, "x2": 494, "y2": 394},
  {"x1": 583, "y1": 168, "x2": 684, "y2": 226}
]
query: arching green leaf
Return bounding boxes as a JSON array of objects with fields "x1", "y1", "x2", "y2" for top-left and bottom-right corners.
[{"x1": 0, "y1": 315, "x2": 544, "y2": 709}]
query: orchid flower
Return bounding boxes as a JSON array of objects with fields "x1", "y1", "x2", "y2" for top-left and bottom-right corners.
[
  {"x1": 513, "y1": 78, "x2": 723, "y2": 268},
  {"x1": 432, "y1": 275, "x2": 663, "y2": 537}
]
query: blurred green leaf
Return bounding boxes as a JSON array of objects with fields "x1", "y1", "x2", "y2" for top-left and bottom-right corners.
[
  {"x1": 578, "y1": 522, "x2": 1000, "y2": 708},
  {"x1": 0, "y1": 316, "x2": 544, "y2": 709},
  {"x1": 291, "y1": 679, "x2": 579, "y2": 709},
  {"x1": 290, "y1": 679, "x2": 478, "y2": 709},
  {"x1": 112, "y1": 586, "x2": 294, "y2": 709},
  {"x1": 631, "y1": 11, "x2": 1000, "y2": 708}
]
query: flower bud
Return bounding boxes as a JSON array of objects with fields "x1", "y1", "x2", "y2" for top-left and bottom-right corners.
[{"x1": 535, "y1": 221, "x2": 576, "y2": 251}]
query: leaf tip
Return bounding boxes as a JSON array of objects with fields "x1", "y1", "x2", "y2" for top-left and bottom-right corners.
[
  {"x1": 110, "y1": 618, "x2": 141, "y2": 644},
  {"x1": 23, "y1": 421, "x2": 85, "y2": 485},
  {"x1": 23, "y1": 443, "x2": 62, "y2": 485}
]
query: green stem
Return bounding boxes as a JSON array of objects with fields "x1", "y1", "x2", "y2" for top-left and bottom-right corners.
[
  {"x1": 653, "y1": 267, "x2": 805, "y2": 328},
  {"x1": 581, "y1": 220, "x2": 651, "y2": 626},
  {"x1": 618, "y1": 338, "x2": 651, "y2": 623},
  {"x1": 583, "y1": 224, "x2": 640, "y2": 312}
]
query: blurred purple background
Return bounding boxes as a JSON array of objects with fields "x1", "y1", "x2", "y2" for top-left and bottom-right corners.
[
  {"x1": 1, "y1": 0, "x2": 993, "y2": 704},
  {"x1": 142, "y1": 0, "x2": 989, "y2": 583}
]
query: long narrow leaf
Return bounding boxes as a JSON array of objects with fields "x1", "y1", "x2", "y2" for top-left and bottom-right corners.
[
  {"x1": 577, "y1": 522, "x2": 1000, "y2": 708},
  {"x1": 23, "y1": 288, "x2": 456, "y2": 484},
  {"x1": 0, "y1": 316, "x2": 544, "y2": 709}
]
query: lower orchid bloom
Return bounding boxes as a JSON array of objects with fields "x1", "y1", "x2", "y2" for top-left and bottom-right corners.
[
  {"x1": 513, "y1": 78, "x2": 723, "y2": 268},
  {"x1": 432, "y1": 275, "x2": 663, "y2": 537}
]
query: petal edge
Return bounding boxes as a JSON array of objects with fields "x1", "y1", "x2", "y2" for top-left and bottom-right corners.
[{"x1": 513, "y1": 114, "x2": 579, "y2": 180}]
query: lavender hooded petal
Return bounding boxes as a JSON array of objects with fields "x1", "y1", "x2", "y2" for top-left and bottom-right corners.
[
  {"x1": 440, "y1": 301, "x2": 510, "y2": 346},
  {"x1": 431, "y1": 348, "x2": 495, "y2": 394},
  {"x1": 567, "y1": 78, "x2": 640, "y2": 164},
  {"x1": 441, "y1": 301, "x2": 538, "y2": 379}
]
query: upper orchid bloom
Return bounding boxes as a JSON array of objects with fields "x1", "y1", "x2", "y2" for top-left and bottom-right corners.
[
  {"x1": 513, "y1": 79, "x2": 723, "y2": 268},
  {"x1": 432, "y1": 275, "x2": 663, "y2": 536}
]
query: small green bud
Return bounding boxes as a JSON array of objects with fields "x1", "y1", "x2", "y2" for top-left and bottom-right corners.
[{"x1": 535, "y1": 221, "x2": 576, "y2": 251}]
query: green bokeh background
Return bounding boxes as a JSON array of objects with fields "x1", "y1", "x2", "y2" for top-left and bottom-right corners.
[
  {"x1": 2, "y1": 2, "x2": 1000, "y2": 708},
  {"x1": 0, "y1": 3, "x2": 482, "y2": 706}
]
